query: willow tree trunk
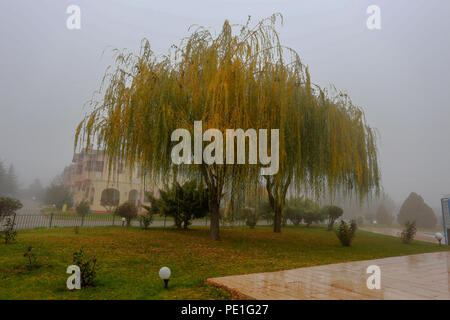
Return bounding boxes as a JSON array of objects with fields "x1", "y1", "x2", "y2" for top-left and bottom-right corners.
[
  {"x1": 265, "y1": 175, "x2": 290, "y2": 234},
  {"x1": 201, "y1": 165, "x2": 223, "y2": 241},
  {"x1": 273, "y1": 205, "x2": 282, "y2": 233},
  {"x1": 209, "y1": 198, "x2": 221, "y2": 240}
]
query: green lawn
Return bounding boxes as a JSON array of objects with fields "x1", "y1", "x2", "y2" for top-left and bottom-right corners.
[{"x1": 0, "y1": 225, "x2": 448, "y2": 299}]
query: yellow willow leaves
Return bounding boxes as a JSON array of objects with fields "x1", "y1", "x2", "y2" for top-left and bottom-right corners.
[{"x1": 75, "y1": 13, "x2": 379, "y2": 199}]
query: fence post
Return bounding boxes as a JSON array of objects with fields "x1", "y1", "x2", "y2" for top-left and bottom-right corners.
[
  {"x1": 49, "y1": 212, "x2": 54, "y2": 228},
  {"x1": 81, "y1": 214, "x2": 85, "y2": 227},
  {"x1": 112, "y1": 214, "x2": 115, "y2": 226},
  {"x1": 164, "y1": 214, "x2": 167, "y2": 228},
  {"x1": 12, "y1": 213, "x2": 17, "y2": 229}
]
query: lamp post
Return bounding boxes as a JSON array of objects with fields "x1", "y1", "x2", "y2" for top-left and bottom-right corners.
[
  {"x1": 121, "y1": 217, "x2": 126, "y2": 227},
  {"x1": 159, "y1": 267, "x2": 171, "y2": 288},
  {"x1": 435, "y1": 232, "x2": 443, "y2": 247}
]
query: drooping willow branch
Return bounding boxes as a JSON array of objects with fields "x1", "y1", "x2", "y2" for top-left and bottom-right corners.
[{"x1": 75, "y1": 13, "x2": 380, "y2": 237}]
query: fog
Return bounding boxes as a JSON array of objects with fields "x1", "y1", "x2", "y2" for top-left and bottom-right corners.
[{"x1": 1, "y1": 0, "x2": 449, "y2": 207}]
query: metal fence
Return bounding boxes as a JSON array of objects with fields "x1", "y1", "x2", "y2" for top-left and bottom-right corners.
[
  {"x1": 1, "y1": 213, "x2": 269, "y2": 231},
  {"x1": 3, "y1": 213, "x2": 142, "y2": 230}
]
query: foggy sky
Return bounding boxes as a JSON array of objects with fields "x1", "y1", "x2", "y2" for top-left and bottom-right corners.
[{"x1": 1, "y1": 0, "x2": 450, "y2": 207}]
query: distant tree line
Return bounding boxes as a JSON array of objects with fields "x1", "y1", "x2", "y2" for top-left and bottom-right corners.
[{"x1": 0, "y1": 161, "x2": 18, "y2": 197}]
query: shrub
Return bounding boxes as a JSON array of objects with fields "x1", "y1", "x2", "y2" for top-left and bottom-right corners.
[
  {"x1": 397, "y1": 192, "x2": 436, "y2": 228},
  {"x1": 401, "y1": 221, "x2": 417, "y2": 244},
  {"x1": 303, "y1": 210, "x2": 323, "y2": 227},
  {"x1": 139, "y1": 211, "x2": 154, "y2": 230},
  {"x1": 335, "y1": 220, "x2": 357, "y2": 246},
  {"x1": 148, "y1": 181, "x2": 209, "y2": 229},
  {"x1": 0, "y1": 197, "x2": 22, "y2": 218},
  {"x1": 284, "y1": 207, "x2": 303, "y2": 226},
  {"x1": 23, "y1": 245, "x2": 39, "y2": 270},
  {"x1": 241, "y1": 208, "x2": 258, "y2": 229},
  {"x1": 72, "y1": 248, "x2": 98, "y2": 287},
  {"x1": 376, "y1": 204, "x2": 394, "y2": 225},
  {"x1": 76, "y1": 200, "x2": 90, "y2": 216},
  {"x1": 285, "y1": 197, "x2": 320, "y2": 227},
  {"x1": 0, "y1": 217, "x2": 17, "y2": 244},
  {"x1": 321, "y1": 205, "x2": 343, "y2": 230},
  {"x1": 116, "y1": 201, "x2": 138, "y2": 226}
]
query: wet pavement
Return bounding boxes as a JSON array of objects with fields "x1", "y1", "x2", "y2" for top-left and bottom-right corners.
[{"x1": 207, "y1": 252, "x2": 450, "y2": 299}]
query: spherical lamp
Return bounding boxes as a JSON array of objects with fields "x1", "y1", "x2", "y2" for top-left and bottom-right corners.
[
  {"x1": 435, "y1": 232, "x2": 443, "y2": 246},
  {"x1": 159, "y1": 267, "x2": 171, "y2": 288}
]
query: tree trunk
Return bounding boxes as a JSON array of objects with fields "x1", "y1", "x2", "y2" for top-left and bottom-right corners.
[
  {"x1": 200, "y1": 164, "x2": 223, "y2": 241},
  {"x1": 265, "y1": 174, "x2": 291, "y2": 234},
  {"x1": 327, "y1": 219, "x2": 334, "y2": 231},
  {"x1": 209, "y1": 199, "x2": 220, "y2": 240},
  {"x1": 174, "y1": 215, "x2": 182, "y2": 229},
  {"x1": 273, "y1": 205, "x2": 282, "y2": 233}
]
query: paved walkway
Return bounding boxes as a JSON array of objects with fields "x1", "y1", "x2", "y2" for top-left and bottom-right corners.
[{"x1": 207, "y1": 252, "x2": 450, "y2": 299}]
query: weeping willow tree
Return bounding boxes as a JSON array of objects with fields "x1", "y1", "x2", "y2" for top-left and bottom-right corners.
[{"x1": 75, "y1": 14, "x2": 380, "y2": 239}]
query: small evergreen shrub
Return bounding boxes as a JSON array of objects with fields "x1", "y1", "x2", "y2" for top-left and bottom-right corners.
[
  {"x1": 72, "y1": 248, "x2": 98, "y2": 287},
  {"x1": 139, "y1": 212, "x2": 154, "y2": 230},
  {"x1": 147, "y1": 181, "x2": 209, "y2": 229},
  {"x1": 401, "y1": 221, "x2": 417, "y2": 244},
  {"x1": 335, "y1": 220, "x2": 357, "y2": 247}
]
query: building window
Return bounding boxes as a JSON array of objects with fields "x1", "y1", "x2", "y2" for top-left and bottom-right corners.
[
  {"x1": 101, "y1": 188, "x2": 120, "y2": 207},
  {"x1": 129, "y1": 189, "x2": 139, "y2": 206},
  {"x1": 86, "y1": 161, "x2": 103, "y2": 172},
  {"x1": 96, "y1": 161, "x2": 104, "y2": 172}
]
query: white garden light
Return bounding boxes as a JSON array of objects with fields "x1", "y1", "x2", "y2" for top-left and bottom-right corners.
[
  {"x1": 159, "y1": 267, "x2": 171, "y2": 288},
  {"x1": 435, "y1": 232, "x2": 443, "y2": 246}
]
